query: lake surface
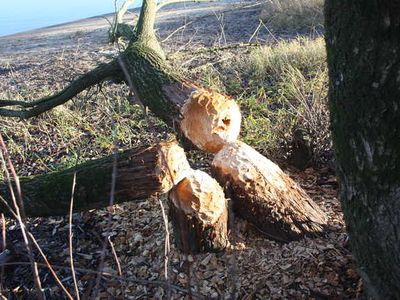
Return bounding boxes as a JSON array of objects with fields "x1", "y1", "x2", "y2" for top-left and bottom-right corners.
[{"x1": 0, "y1": 0, "x2": 138, "y2": 37}]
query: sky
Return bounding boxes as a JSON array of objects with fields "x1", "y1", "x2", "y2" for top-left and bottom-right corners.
[{"x1": 0, "y1": 0, "x2": 140, "y2": 37}]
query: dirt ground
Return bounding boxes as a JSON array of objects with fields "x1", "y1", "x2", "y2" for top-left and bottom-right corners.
[{"x1": 0, "y1": 1, "x2": 361, "y2": 299}]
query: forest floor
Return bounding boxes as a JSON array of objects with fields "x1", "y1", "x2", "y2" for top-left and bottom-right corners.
[{"x1": 0, "y1": 1, "x2": 362, "y2": 299}]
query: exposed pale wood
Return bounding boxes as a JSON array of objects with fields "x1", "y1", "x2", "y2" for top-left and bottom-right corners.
[
  {"x1": 180, "y1": 89, "x2": 241, "y2": 153},
  {"x1": 168, "y1": 170, "x2": 228, "y2": 253},
  {"x1": 0, "y1": 140, "x2": 191, "y2": 217},
  {"x1": 212, "y1": 141, "x2": 327, "y2": 242}
]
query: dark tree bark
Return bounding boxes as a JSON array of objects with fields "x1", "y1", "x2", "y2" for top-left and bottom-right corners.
[
  {"x1": 325, "y1": 1, "x2": 400, "y2": 298},
  {"x1": 0, "y1": 140, "x2": 190, "y2": 217}
]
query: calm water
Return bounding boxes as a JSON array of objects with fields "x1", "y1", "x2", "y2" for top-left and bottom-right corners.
[{"x1": 0, "y1": 0, "x2": 139, "y2": 37}]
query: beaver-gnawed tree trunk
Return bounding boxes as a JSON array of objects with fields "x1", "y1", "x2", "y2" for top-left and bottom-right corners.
[
  {"x1": 168, "y1": 170, "x2": 228, "y2": 253},
  {"x1": 0, "y1": 0, "x2": 327, "y2": 246},
  {"x1": 212, "y1": 141, "x2": 327, "y2": 242},
  {"x1": 0, "y1": 0, "x2": 242, "y2": 154},
  {"x1": 325, "y1": 1, "x2": 400, "y2": 298},
  {"x1": 0, "y1": 140, "x2": 191, "y2": 217}
]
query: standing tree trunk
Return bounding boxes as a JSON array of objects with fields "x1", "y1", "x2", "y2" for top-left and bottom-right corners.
[{"x1": 325, "y1": 2, "x2": 400, "y2": 298}]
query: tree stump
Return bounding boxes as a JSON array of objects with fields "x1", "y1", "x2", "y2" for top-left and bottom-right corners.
[
  {"x1": 212, "y1": 141, "x2": 327, "y2": 242},
  {"x1": 168, "y1": 170, "x2": 228, "y2": 253}
]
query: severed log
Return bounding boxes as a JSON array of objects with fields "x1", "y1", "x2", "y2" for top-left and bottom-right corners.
[
  {"x1": 168, "y1": 170, "x2": 228, "y2": 253},
  {"x1": 211, "y1": 141, "x2": 328, "y2": 242},
  {"x1": 1, "y1": 46, "x2": 242, "y2": 155},
  {"x1": 179, "y1": 89, "x2": 241, "y2": 153},
  {"x1": 0, "y1": 140, "x2": 190, "y2": 217},
  {"x1": 121, "y1": 44, "x2": 243, "y2": 153}
]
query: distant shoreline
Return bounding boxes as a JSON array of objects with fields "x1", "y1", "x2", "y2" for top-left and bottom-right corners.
[{"x1": 0, "y1": 4, "x2": 142, "y2": 38}]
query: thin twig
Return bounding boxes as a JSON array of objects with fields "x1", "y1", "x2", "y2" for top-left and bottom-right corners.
[
  {"x1": 107, "y1": 237, "x2": 122, "y2": 276},
  {"x1": 0, "y1": 135, "x2": 45, "y2": 300},
  {"x1": 157, "y1": 197, "x2": 171, "y2": 298},
  {"x1": 91, "y1": 123, "x2": 119, "y2": 299},
  {"x1": 161, "y1": 21, "x2": 193, "y2": 43},
  {"x1": 0, "y1": 213, "x2": 5, "y2": 292},
  {"x1": 248, "y1": 19, "x2": 263, "y2": 43},
  {"x1": 259, "y1": 19, "x2": 279, "y2": 43},
  {"x1": 68, "y1": 172, "x2": 80, "y2": 300},
  {"x1": 1, "y1": 261, "x2": 204, "y2": 298},
  {"x1": 0, "y1": 196, "x2": 74, "y2": 300}
]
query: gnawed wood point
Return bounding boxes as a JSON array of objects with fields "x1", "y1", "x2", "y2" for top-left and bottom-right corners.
[
  {"x1": 157, "y1": 140, "x2": 191, "y2": 192},
  {"x1": 180, "y1": 89, "x2": 241, "y2": 153},
  {"x1": 212, "y1": 141, "x2": 328, "y2": 242},
  {"x1": 168, "y1": 170, "x2": 228, "y2": 253}
]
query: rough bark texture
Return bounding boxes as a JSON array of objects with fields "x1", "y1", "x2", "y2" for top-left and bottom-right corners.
[
  {"x1": 0, "y1": 140, "x2": 190, "y2": 217},
  {"x1": 135, "y1": 0, "x2": 164, "y2": 58},
  {"x1": 325, "y1": 1, "x2": 400, "y2": 298},
  {"x1": 212, "y1": 141, "x2": 327, "y2": 242},
  {"x1": 168, "y1": 170, "x2": 228, "y2": 253}
]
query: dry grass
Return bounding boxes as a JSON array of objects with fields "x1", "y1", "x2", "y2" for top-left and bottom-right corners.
[
  {"x1": 260, "y1": 0, "x2": 324, "y2": 33},
  {"x1": 179, "y1": 37, "x2": 330, "y2": 165}
]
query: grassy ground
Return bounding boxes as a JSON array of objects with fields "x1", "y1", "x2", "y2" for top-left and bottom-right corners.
[{"x1": 261, "y1": 0, "x2": 324, "y2": 33}]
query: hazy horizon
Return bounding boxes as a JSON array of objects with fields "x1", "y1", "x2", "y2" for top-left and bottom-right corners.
[{"x1": 0, "y1": 0, "x2": 140, "y2": 37}]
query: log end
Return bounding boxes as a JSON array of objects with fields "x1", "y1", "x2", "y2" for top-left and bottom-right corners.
[
  {"x1": 212, "y1": 141, "x2": 328, "y2": 242},
  {"x1": 180, "y1": 89, "x2": 241, "y2": 153},
  {"x1": 157, "y1": 140, "x2": 191, "y2": 193},
  {"x1": 169, "y1": 170, "x2": 228, "y2": 253}
]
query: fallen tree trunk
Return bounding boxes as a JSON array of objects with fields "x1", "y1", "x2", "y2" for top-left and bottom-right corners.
[
  {"x1": 118, "y1": 46, "x2": 242, "y2": 153},
  {"x1": 212, "y1": 141, "x2": 327, "y2": 242},
  {"x1": 0, "y1": 2, "x2": 241, "y2": 155},
  {"x1": 0, "y1": 140, "x2": 190, "y2": 217},
  {"x1": 168, "y1": 170, "x2": 228, "y2": 253}
]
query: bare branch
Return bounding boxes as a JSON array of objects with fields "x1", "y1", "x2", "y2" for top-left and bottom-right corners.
[
  {"x1": 0, "y1": 135, "x2": 45, "y2": 300},
  {"x1": 68, "y1": 172, "x2": 80, "y2": 300},
  {"x1": 0, "y1": 60, "x2": 122, "y2": 119}
]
